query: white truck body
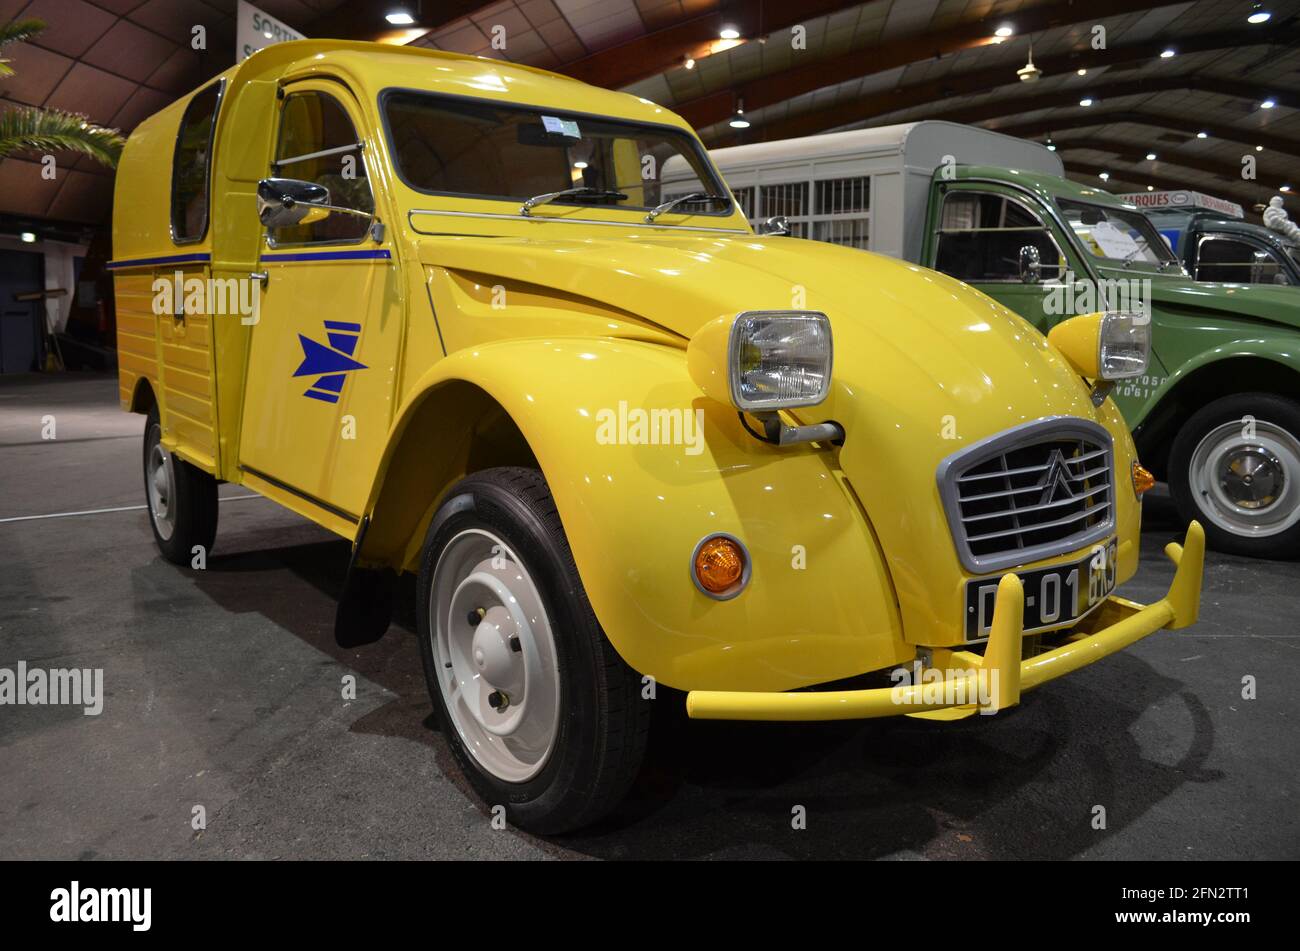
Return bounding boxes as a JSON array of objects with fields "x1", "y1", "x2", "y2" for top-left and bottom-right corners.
[{"x1": 665, "y1": 120, "x2": 1063, "y2": 262}]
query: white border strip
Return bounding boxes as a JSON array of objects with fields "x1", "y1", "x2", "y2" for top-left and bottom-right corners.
[{"x1": 0, "y1": 494, "x2": 263, "y2": 524}]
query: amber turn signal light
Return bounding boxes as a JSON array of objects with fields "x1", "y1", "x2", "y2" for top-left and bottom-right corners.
[
  {"x1": 1132, "y1": 461, "x2": 1156, "y2": 496},
  {"x1": 692, "y1": 534, "x2": 749, "y2": 599}
]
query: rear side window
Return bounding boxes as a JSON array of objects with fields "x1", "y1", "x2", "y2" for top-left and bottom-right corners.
[{"x1": 171, "y1": 82, "x2": 222, "y2": 244}]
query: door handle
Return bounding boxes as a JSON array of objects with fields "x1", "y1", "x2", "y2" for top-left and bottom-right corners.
[{"x1": 250, "y1": 271, "x2": 269, "y2": 287}]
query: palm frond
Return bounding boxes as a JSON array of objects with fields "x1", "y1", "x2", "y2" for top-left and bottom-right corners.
[
  {"x1": 0, "y1": 18, "x2": 44, "y2": 48},
  {"x1": 0, "y1": 18, "x2": 45, "y2": 77},
  {"x1": 0, "y1": 106, "x2": 124, "y2": 168}
]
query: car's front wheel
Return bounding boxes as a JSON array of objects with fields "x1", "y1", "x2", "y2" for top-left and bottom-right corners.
[
  {"x1": 416, "y1": 467, "x2": 650, "y2": 834},
  {"x1": 1168, "y1": 393, "x2": 1300, "y2": 558}
]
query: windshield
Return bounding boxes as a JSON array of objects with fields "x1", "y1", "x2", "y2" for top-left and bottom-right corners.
[
  {"x1": 1057, "y1": 198, "x2": 1179, "y2": 266},
  {"x1": 382, "y1": 91, "x2": 730, "y2": 216}
]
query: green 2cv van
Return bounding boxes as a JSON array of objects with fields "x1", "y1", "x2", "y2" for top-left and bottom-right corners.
[{"x1": 688, "y1": 121, "x2": 1300, "y2": 557}]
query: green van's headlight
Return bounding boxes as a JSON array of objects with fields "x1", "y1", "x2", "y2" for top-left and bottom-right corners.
[
  {"x1": 689, "y1": 311, "x2": 833, "y2": 411},
  {"x1": 1048, "y1": 311, "x2": 1151, "y2": 381}
]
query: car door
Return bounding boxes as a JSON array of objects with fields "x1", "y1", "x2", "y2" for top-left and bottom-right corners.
[
  {"x1": 928, "y1": 185, "x2": 1078, "y2": 334},
  {"x1": 238, "y1": 79, "x2": 402, "y2": 523}
]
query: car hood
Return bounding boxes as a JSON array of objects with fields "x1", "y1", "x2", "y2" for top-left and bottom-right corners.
[{"x1": 1108, "y1": 270, "x2": 1300, "y2": 329}]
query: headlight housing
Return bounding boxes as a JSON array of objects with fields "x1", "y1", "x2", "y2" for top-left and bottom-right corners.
[
  {"x1": 1097, "y1": 311, "x2": 1151, "y2": 380},
  {"x1": 1047, "y1": 310, "x2": 1150, "y2": 381}
]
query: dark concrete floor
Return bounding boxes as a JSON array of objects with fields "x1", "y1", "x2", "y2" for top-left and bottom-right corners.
[{"x1": 1, "y1": 372, "x2": 1297, "y2": 860}]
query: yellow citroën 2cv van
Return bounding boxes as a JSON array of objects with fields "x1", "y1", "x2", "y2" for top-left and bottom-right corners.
[{"x1": 111, "y1": 40, "x2": 1204, "y2": 833}]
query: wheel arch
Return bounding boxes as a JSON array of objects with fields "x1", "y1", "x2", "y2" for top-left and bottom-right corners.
[
  {"x1": 129, "y1": 376, "x2": 158, "y2": 415},
  {"x1": 1135, "y1": 352, "x2": 1300, "y2": 479}
]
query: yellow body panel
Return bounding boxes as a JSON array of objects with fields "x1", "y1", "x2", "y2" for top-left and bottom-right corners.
[{"x1": 110, "y1": 40, "x2": 1198, "y2": 703}]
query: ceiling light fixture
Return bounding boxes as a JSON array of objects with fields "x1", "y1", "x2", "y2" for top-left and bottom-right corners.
[
  {"x1": 1248, "y1": 4, "x2": 1272, "y2": 24},
  {"x1": 385, "y1": 10, "x2": 415, "y2": 25},
  {"x1": 995, "y1": 25, "x2": 1014, "y2": 37},
  {"x1": 1077, "y1": 68, "x2": 1087, "y2": 76},
  {"x1": 1257, "y1": 145, "x2": 1265, "y2": 151},
  {"x1": 1099, "y1": 172, "x2": 1110, "y2": 181},
  {"x1": 1079, "y1": 97, "x2": 1093, "y2": 106},
  {"x1": 719, "y1": 26, "x2": 741, "y2": 40},
  {"x1": 1282, "y1": 185, "x2": 1293, "y2": 193},
  {"x1": 20, "y1": 231, "x2": 36, "y2": 243},
  {"x1": 1260, "y1": 98, "x2": 1276, "y2": 109},
  {"x1": 1017, "y1": 39, "x2": 1041, "y2": 82},
  {"x1": 730, "y1": 98, "x2": 750, "y2": 129},
  {"x1": 1045, "y1": 135, "x2": 1056, "y2": 151},
  {"x1": 1196, "y1": 131, "x2": 1208, "y2": 138},
  {"x1": 1147, "y1": 185, "x2": 1154, "y2": 191},
  {"x1": 1146, "y1": 152, "x2": 1157, "y2": 160},
  {"x1": 684, "y1": 56, "x2": 695, "y2": 69},
  {"x1": 1160, "y1": 48, "x2": 1176, "y2": 58}
]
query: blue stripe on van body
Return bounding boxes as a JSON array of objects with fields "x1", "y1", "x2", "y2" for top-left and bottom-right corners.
[
  {"x1": 261, "y1": 249, "x2": 392, "y2": 263},
  {"x1": 106, "y1": 253, "x2": 211, "y2": 270}
]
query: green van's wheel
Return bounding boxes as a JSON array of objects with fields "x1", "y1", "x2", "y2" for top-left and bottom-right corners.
[
  {"x1": 416, "y1": 467, "x2": 649, "y2": 834},
  {"x1": 1168, "y1": 393, "x2": 1300, "y2": 559},
  {"x1": 142, "y1": 407, "x2": 218, "y2": 565}
]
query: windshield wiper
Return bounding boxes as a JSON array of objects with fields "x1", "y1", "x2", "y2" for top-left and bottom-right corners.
[
  {"x1": 520, "y1": 186, "x2": 627, "y2": 216},
  {"x1": 644, "y1": 192, "x2": 728, "y2": 223}
]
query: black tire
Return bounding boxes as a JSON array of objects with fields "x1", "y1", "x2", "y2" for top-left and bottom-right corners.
[
  {"x1": 417, "y1": 467, "x2": 650, "y2": 834},
  {"x1": 1167, "y1": 392, "x2": 1300, "y2": 559},
  {"x1": 142, "y1": 407, "x2": 218, "y2": 565}
]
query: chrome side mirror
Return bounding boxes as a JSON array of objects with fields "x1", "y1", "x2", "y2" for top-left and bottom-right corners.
[
  {"x1": 257, "y1": 178, "x2": 333, "y2": 228},
  {"x1": 756, "y1": 215, "x2": 790, "y2": 236},
  {"x1": 1018, "y1": 244, "x2": 1042, "y2": 283}
]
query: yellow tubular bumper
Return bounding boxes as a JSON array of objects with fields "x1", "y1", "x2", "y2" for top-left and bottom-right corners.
[{"x1": 685, "y1": 522, "x2": 1205, "y2": 722}]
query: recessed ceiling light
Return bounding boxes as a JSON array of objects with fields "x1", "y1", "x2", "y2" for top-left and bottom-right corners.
[
  {"x1": 1146, "y1": 152, "x2": 1157, "y2": 160},
  {"x1": 1196, "y1": 131, "x2": 1208, "y2": 138},
  {"x1": 1248, "y1": 5, "x2": 1272, "y2": 24},
  {"x1": 1160, "y1": 48, "x2": 1176, "y2": 58},
  {"x1": 995, "y1": 25, "x2": 1014, "y2": 37},
  {"x1": 1260, "y1": 99, "x2": 1276, "y2": 109},
  {"x1": 1076, "y1": 68, "x2": 1087, "y2": 76},
  {"x1": 385, "y1": 10, "x2": 415, "y2": 25},
  {"x1": 719, "y1": 26, "x2": 740, "y2": 40},
  {"x1": 1079, "y1": 97, "x2": 1093, "y2": 106},
  {"x1": 684, "y1": 56, "x2": 695, "y2": 69},
  {"x1": 20, "y1": 231, "x2": 36, "y2": 243},
  {"x1": 1147, "y1": 185, "x2": 1154, "y2": 191},
  {"x1": 1257, "y1": 145, "x2": 1264, "y2": 151},
  {"x1": 1099, "y1": 172, "x2": 1110, "y2": 181}
]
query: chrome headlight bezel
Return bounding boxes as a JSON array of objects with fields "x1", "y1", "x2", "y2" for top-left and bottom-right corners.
[
  {"x1": 726, "y1": 310, "x2": 833, "y2": 412},
  {"x1": 1097, "y1": 311, "x2": 1151, "y2": 381}
]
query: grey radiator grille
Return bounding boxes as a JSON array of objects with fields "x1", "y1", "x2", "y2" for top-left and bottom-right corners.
[{"x1": 938, "y1": 418, "x2": 1116, "y2": 573}]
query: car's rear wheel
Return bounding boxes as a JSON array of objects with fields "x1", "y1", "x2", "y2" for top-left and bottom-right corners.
[
  {"x1": 417, "y1": 467, "x2": 650, "y2": 834},
  {"x1": 143, "y1": 407, "x2": 218, "y2": 565},
  {"x1": 1168, "y1": 393, "x2": 1300, "y2": 558}
]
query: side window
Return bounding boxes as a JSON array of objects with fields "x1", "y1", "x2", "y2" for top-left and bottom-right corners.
[
  {"x1": 1196, "y1": 238, "x2": 1288, "y2": 284},
  {"x1": 171, "y1": 82, "x2": 222, "y2": 244},
  {"x1": 934, "y1": 191, "x2": 1064, "y2": 283},
  {"x1": 270, "y1": 91, "x2": 374, "y2": 245}
]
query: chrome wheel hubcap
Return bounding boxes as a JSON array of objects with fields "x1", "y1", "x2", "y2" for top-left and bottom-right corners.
[{"x1": 1189, "y1": 419, "x2": 1300, "y2": 537}]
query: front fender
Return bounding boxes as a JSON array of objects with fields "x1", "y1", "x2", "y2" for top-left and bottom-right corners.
[
  {"x1": 364, "y1": 336, "x2": 910, "y2": 692},
  {"x1": 1123, "y1": 336, "x2": 1300, "y2": 426}
]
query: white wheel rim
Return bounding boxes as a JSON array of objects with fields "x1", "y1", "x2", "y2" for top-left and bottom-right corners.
[
  {"x1": 1189, "y1": 418, "x2": 1300, "y2": 538},
  {"x1": 146, "y1": 433, "x2": 177, "y2": 542},
  {"x1": 430, "y1": 528, "x2": 560, "y2": 783}
]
